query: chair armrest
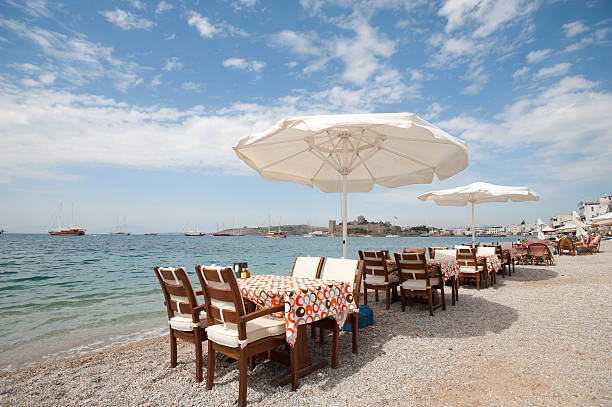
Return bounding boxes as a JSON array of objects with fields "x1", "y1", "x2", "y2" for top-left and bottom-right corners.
[
  {"x1": 193, "y1": 304, "x2": 207, "y2": 313},
  {"x1": 241, "y1": 304, "x2": 284, "y2": 322}
]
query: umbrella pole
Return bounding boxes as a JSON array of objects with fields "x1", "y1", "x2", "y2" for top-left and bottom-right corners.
[
  {"x1": 471, "y1": 202, "x2": 475, "y2": 247},
  {"x1": 342, "y1": 174, "x2": 348, "y2": 259}
]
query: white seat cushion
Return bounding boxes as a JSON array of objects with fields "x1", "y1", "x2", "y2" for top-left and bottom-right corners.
[
  {"x1": 401, "y1": 277, "x2": 440, "y2": 290},
  {"x1": 206, "y1": 316, "x2": 285, "y2": 348},
  {"x1": 169, "y1": 311, "x2": 207, "y2": 331},
  {"x1": 459, "y1": 265, "x2": 483, "y2": 274},
  {"x1": 365, "y1": 274, "x2": 399, "y2": 285}
]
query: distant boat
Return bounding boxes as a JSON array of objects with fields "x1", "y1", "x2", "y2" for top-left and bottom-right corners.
[
  {"x1": 385, "y1": 234, "x2": 400, "y2": 238},
  {"x1": 144, "y1": 233, "x2": 158, "y2": 236},
  {"x1": 48, "y1": 203, "x2": 85, "y2": 235},
  {"x1": 184, "y1": 231, "x2": 205, "y2": 236},
  {"x1": 0, "y1": 229, "x2": 5, "y2": 235},
  {"x1": 264, "y1": 215, "x2": 286, "y2": 238},
  {"x1": 212, "y1": 232, "x2": 231, "y2": 236},
  {"x1": 110, "y1": 217, "x2": 130, "y2": 236}
]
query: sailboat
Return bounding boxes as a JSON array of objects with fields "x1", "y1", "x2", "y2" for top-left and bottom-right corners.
[
  {"x1": 110, "y1": 217, "x2": 130, "y2": 235},
  {"x1": 303, "y1": 219, "x2": 313, "y2": 238},
  {"x1": 48, "y1": 203, "x2": 86, "y2": 235},
  {"x1": 264, "y1": 216, "x2": 286, "y2": 238}
]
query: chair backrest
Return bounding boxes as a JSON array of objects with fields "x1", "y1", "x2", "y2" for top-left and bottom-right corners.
[
  {"x1": 433, "y1": 249, "x2": 457, "y2": 261},
  {"x1": 476, "y1": 246, "x2": 496, "y2": 257},
  {"x1": 529, "y1": 243, "x2": 548, "y2": 256},
  {"x1": 456, "y1": 247, "x2": 477, "y2": 269},
  {"x1": 195, "y1": 265, "x2": 245, "y2": 331},
  {"x1": 394, "y1": 251, "x2": 429, "y2": 284},
  {"x1": 514, "y1": 244, "x2": 529, "y2": 255},
  {"x1": 454, "y1": 244, "x2": 473, "y2": 250},
  {"x1": 557, "y1": 236, "x2": 575, "y2": 251},
  {"x1": 154, "y1": 266, "x2": 200, "y2": 323},
  {"x1": 291, "y1": 256, "x2": 324, "y2": 279},
  {"x1": 321, "y1": 258, "x2": 364, "y2": 305},
  {"x1": 478, "y1": 242, "x2": 495, "y2": 247},
  {"x1": 358, "y1": 250, "x2": 389, "y2": 282},
  {"x1": 499, "y1": 241, "x2": 513, "y2": 250},
  {"x1": 427, "y1": 247, "x2": 448, "y2": 258}
]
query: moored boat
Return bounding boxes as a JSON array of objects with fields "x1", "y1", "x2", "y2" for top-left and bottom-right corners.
[
  {"x1": 264, "y1": 231, "x2": 286, "y2": 238},
  {"x1": 49, "y1": 227, "x2": 86, "y2": 235},
  {"x1": 184, "y1": 231, "x2": 205, "y2": 236}
]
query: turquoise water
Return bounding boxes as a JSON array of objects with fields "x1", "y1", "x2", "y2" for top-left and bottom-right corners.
[{"x1": 0, "y1": 233, "x2": 516, "y2": 370}]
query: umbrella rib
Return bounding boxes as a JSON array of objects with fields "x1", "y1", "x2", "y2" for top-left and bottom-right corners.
[
  {"x1": 260, "y1": 147, "x2": 311, "y2": 170},
  {"x1": 380, "y1": 145, "x2": 437, "y2": 169}
]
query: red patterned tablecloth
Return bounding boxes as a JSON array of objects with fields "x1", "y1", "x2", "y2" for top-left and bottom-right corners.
[
  {"x1": 239, "y1": 275, "x2": 356, "y2": 347},
  {"x1": 478, "y1": 255, "x2": 502, "y2": 272},
  {"x1": 427, "y1": 259, "x2": 460, "y2": 281}
]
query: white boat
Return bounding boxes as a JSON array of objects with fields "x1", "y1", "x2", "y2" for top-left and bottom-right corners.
[{"x1": 385, "y1": 234, "x2": 400, "y2": 238}]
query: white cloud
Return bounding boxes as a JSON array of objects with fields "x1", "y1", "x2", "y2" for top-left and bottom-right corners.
[
  {"x1": 151, "y1": 74, "x2": 161, "y2": 86},
  {"x1": 164, "y1": 33, "x2": 176, "y2": 40},
  {"x1": 163, "y1": 57, "x2": 183, "y2": 71},
  {"x1": 269, "y1": 30, "x2": 321, "y2": 56},
  {"x1": 222, "y1": 58, "x2": 266, "y2": 73},
  {"x1": 424, "y1": 102, "x2": 444, "y2": 120},
  {"x1": 562, "y1": 20, "x2": 588, "y2": 38},
  {"x1": 533, "y1": 62, "x2": 571, "y2": 80},
  {"x1": 187, "y1": 11, "x2": 247, "y2": 39},
  {"x1": 461, "y1": 64, "x2": 488, "y2": 95},
  {"x1": 513, "y1": 66, "x2": 529, "y2": 79},
  {"x1": 6, "y1": 0, "x2": 54, "y2": 18},
  {"x1": 155, "y1": 1, "x2": 173, "y2": 14},
  {"x1": 439, "y1": 76, "x2": 612, "y2": 181},
  {"x1": 100, "y1": 8, "x2": 153, "y2": 30},
  {"x1": 38, "y1": 73, "x2": 56, "y2": 84},
  {"x1": 128, "y1": 0, "x2": 146, "y2": 10},
  {"x1": 232, "y1": 0, "x2": 257, "y2": 9},
  {"x1": 181, "y1": 81, "x2": 203, "y2": 92},
  {"x1": 0, "y1": 18, "x2": 143, "y2": 91},
  {"x1": 526, "y1": 49, "x2": 551, "y2": 64}
]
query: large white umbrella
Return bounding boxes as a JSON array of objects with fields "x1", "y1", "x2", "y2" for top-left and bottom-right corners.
[
  {"x1": 572, "y1": 211, "x2": 588, "y2": 240},
  {"x1": 234, "y1": 113, "x2": 469, "y2": 258},
  {"x1": 537, "y1": 218, "x2": 545, "y2": 240},
  {"x1": 591, "y1": 212, "x2": 612, "y2": 226},
  {"x1": 417, "y1": 182, "x2": 540, "y2": 246}
]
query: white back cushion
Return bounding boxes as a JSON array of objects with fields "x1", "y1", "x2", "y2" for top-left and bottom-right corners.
[
  {"x1": 292, "y1": 256, "x2": 323, "y2": 278},
  {"x1": 499, "y1": 241, "x2": 513, "y2": 250},
  {"x1": 321, "y1": 258, "x2": 359, "y2": 284},
  {"x1": 476, "y1": 246, "x2": 496, "y2": 256},
  {"x1": 434, "y1": 249, "x2": 457, "y2": 261},
  {"x1": 454, "y1": 245, "x2": 472, "y2": 249}
]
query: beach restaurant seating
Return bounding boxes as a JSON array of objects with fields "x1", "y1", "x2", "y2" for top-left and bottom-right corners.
[
  {"x1": 557, "y1": 236, "x2": 576, "y2": 256},
  {"x1": 359, "y1": 250, "x2": 399, "y2": 310},
  {"x1": 476, "y1": 246, "x2": 497, "y2": 286},
  {"x1": 291, "y1": 256, "x2": 324, "y2": 279},
  {"x1": 394, "y1": 250, "x2": 445, "y2": 315},
  {"x1": 311, "y1": 258, "x2": 364, "y2": 368},
  {"x1": 195, "y1": 266, "x2": 293, "y2": 406},
  {"x1": 457, "y1": 248, "x2": 485, "y2": 290},
  {"x1": 499, "y1": 241, "x2": 516, "y2": 274},
  {"x1": 427, "y1": 247, "x2": 448, "y2": 259},
  {"x1": 587, "y1": 235, "x2": 602, "y2": 253},
  {"x1": 529, "y1": 243, "x2": 554, "y2": 265},
  {"x1": 513, "y1": 243, "x2": 531, "y2": 264},
  {"x1": 432, "y1": 248, "x2": 459, "y2": 304},
  {"x1": 154, "y1": 267, "x2": 208, "y2": 383}
]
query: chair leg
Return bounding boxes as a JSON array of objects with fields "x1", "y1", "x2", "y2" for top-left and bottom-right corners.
[
  {"x1": 440, "y1": 286, "x2": 446, "y2": 310},
  {"x1": 170, "y1": 329, "x2": 177, "y2": 368},
  {"x1": 195, "y1": 329, "x2": 203, "y2": 383},
  {"x1": 331, "y1": 326, "x2": 339, "y2": 369},
  {"x1": 476, "y1": 274, "x2": 480, "y2": 290},
  {"x1": 290, "y1": 342, "x2": 298, "y2": 391},
  {"x1": 400, "y1": 288, "x2": 406, "y2": 312},
  {"x1": 206, "y1": 341, "x2": 215, "y2": 390},
  {"x1": 455, "y1": 278, "x2": 459, "y2": 302},
  {"x1": 385, "y1": 286, "x2": 390, "y2": 310},
  {"x1": 351, "y1": 313, "x2": 358, "y2": 354},
  {"x1": 238, "y1": 350, "x2": 248, "y2": 407},
  {"x1": 375, "y1": 289, "x2": 379, "y2": 302},
  {"x1": 427, "y1": 289, "x2": 434, "y2": 316},
  {"x1": 363, "y1": 286, "x2": 368, "y2": 305}
]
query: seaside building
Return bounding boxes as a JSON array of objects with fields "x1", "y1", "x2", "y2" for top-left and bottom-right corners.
[{"x1": 579, "y1": 194, "x2": 612, "y2": 224}]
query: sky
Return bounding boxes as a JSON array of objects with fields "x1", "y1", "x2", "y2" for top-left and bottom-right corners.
[{"x1": 0, "y1": 0, "x2": 611, "y2": 233}]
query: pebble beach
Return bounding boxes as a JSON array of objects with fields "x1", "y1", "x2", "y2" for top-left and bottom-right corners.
[{"x1": 2, "y1": 241, "x2": 611, "y2": 407}]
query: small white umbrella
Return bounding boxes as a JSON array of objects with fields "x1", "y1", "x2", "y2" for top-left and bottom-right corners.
[
  {"x1": 537, "y1": 218, "x2": 545, "y2": 240},
  {"x1": 417, "y1": 182, "x2": 540, "y2": 246},
  {"x1": 591, "y1": 212, "x2": 612, "y2": 226},
  {"x1": 573, "y1": 211, "x2": 588, "y2": 240},
  {"x1": 234, "y1": 113, "x2": 469, "y2": 258}
]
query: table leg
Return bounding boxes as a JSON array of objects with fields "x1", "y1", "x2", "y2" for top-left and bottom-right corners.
[{"x1": 274, "y1": 324, "x2": 327, "y2": 387}]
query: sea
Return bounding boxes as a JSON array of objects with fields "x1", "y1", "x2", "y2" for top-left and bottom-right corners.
[{"x1": 0, "y1": 233, "x2": 517, "y2": 371}]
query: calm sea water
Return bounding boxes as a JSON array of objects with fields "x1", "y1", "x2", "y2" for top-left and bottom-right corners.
[{"x1": 0, "y1": 233, "x2": 516, "y2": 370}]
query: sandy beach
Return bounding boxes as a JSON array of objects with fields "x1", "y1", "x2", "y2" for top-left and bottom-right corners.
[{"x1": 2, "y1": 241, "x2": 611, "y2": 407}]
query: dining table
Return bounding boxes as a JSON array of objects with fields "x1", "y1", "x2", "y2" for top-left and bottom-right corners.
[
  {"x1": 387, "y1": 258, "x2": 460, "y2": 305},
  {"x1": 477, "y1": 255, "x2": 502, "y2": 286},
  {"x1": 238, "y1": 274, "x2": 357, "y2": 386}
]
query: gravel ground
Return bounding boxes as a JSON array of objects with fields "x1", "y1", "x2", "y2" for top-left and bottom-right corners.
[{"x1": 2, "y1": 241, "x2": 611, "y2": 406}]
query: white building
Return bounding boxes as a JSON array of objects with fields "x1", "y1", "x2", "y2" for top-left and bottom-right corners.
[{"x1": 579, "y1": 194, "x2": 612, "y2": 224}]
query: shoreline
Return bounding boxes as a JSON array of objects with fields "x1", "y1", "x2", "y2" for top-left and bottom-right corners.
[{"x1": 2, "y1": 242, "x2": 611, "y2": 406}]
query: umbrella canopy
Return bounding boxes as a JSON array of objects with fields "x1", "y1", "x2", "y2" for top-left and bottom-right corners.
[
  {"x1": 591, "y1": 212, "x2": 612, "y2": 226},
  {"x1": 417, "y1": 182, "x2": 540, "y2": 246},
  {"x1": 572, "y1": 211, "x2": 588, "y2": 239},
  {"x1": 234, "y1": 112, "x2": 469, "y2": 258},
  {"x1": 537, "y1": 218, "x2": 545, "y2": 240}
]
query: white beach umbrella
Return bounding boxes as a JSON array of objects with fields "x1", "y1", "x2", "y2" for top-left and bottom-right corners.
[
  {"x1": 572, "y1": 211, "x2": 588, "y2": 240},
  {"x1": 417, "y1": 182, "x2": 540, "y2": 246},
  {"x1": 591, "y1": 212, "x2": 612, "y2": 226},
  {"x1": 537, "y1": 218, "x2": 545, "y2": 240},
  {"x1": 234, "y1": 112, "x2": 469, "y2": 258}
]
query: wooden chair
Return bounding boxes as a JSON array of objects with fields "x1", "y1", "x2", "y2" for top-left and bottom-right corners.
[
  {"x1": 456, "y1": 248, "x2": 484, "y2": 290},
  {"x1": 291, "y1": 256, "x2": 324, "y2": 279},
  {"x1": 359, "y1": 250, "x2": 399, "y2": 310},
  {"x1": 427, "y1": 247, "x2": 448, "y2": 259},
  {"x1": 587, "y1": 235, "x2": 602, "y2": 253},
  {"x1": 557, "y1": 236, "x2": 576, "y2": 256},
  {"x1": 431, "y1": 248, "x2": 459, "y2": 304},
  {"x1": 529, "y1": 243, "x2": 554, "y2": 265},
  {"x1": 195, "y1": 265, "x2": 294, "y2": 406},
  {"x1": 514, "y1": 244, "x2": 531, "y2": 265},
  {"x1": 394, "y1": 250, "x2": 445, "y2": 316},
  {"x1": 154, "y1": 267, "x2": 207, "y2": 382},
  {"x1": 476, "y1": 246, "x2": 497, "y2": 286},
  {"x1": 499, "y1": 241, "x2": 515, "y2": 274},
  {"x1": 311, "y1": 258, "x2": 364, "y2": 368}
]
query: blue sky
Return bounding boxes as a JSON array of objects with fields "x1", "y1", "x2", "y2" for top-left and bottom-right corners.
[{"x1": 0, "y1": 0, "x2": 611, "y2": 233}]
